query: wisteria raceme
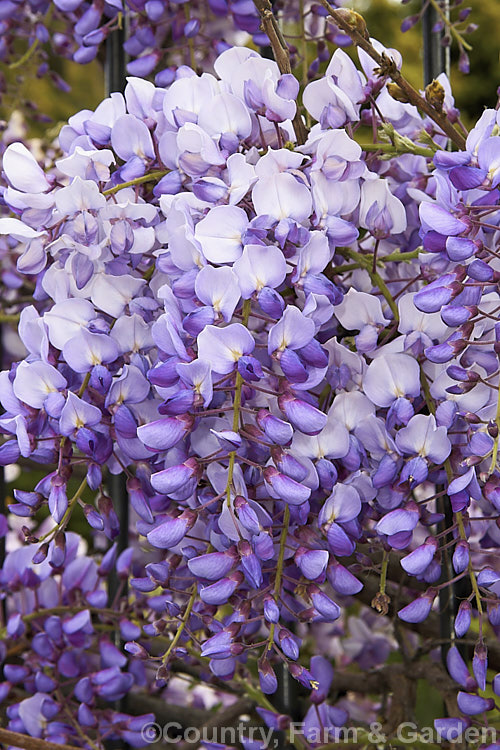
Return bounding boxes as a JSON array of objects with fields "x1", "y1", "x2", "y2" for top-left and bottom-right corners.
[{"x1": 0, "y1": 9, "x2": 498, "y2": 749}]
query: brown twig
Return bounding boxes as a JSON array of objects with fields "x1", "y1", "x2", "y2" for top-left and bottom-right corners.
[
  {"x1": 353, "y1": 566, "x2": 500, "y2": 672},
  {"x1": 252, "y1": 0, "x2": 308, "y2": 144},
  {"x1": 320, "y1": 2, "x2": 467, "y2": 150},
  {"x1": 328, "y1": 662, "x2": 464, "y2": 748},
  {"x1": 196, "y1": 698, "x2": 255, "y2": 733},
  {"x1": 0, "y1": 728, "x2": 83, "y2": 750},
  {"x1": 124, "y1": 693, "x2": 211, "y2": 728},
  {"x1": 177, "y1": 698, "x2": 257, "y2": 750}
]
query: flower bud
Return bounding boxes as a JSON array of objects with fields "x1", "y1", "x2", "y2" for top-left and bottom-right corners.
[
  {"x1": 472, "y1": 642, "x2": 487, "y2": 691},
  {"x1": 263, "y1": 596, "x2": 280, "y2": 624},
  {"x1": 488, "y1": 420, "x2": 499, "y2": 438},
  {"x1": 258, "y1": 659, "x2": 278, "y2": 694},
  {"x1": 452, "y1": 540, "x2": 469, "y2": 574},
  {"x1": 454, "y1": 601, "x2": 472, "y2": 637},
  {"x1": 32, "y1": 542, "x2": 49, "y2": 564}
]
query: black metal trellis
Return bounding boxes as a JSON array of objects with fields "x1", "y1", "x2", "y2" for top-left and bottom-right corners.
[
  {"x1": 105, "y1": 23, "x2": 127, "y2": 101},
  {"x1": 257, "y1": 8, "x2": 299, "y2": 738},
  {"x1": 104, "y1": 19, "x2": 129, "y2": 601},
  {"x1": 106, "y1": 473, "x2": 129, "y2": 605},
  {"x1": 274, "y1": 662, "x2": 300, "y2": 750},
  {"x1": 104, "y1": 22, "x2": 132, "y2": 750},
  {"x1": 421, "y1": 0, "x2": 467, "y2": 675},
  {"x1": 422, "y1": 0, "x2": 447, "y2": 86}
]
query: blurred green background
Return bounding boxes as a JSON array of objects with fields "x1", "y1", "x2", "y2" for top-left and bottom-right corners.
[
  {"x1": 0, "y1": 0, "x2": 498, "y2": 138},
  {"x1": 362, "y1": 0, "x2": 500, "y2": 123}
]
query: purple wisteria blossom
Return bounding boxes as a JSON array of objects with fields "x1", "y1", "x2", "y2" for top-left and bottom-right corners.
[{"x1": 0, "y1": 16, "x2": 498, "y2": 749}]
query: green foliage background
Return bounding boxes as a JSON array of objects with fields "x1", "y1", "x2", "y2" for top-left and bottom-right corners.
[
  {"x1": 1, "y1": 0, "x2": 498, "y2": 138},
  {"x1": 362, "y1": 0, "x2": 499, "y2": 123}
]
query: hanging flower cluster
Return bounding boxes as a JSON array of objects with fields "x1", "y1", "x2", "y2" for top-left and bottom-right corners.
[{"x1": 0, "y1": 7, "x2": 499, "y2": 748}]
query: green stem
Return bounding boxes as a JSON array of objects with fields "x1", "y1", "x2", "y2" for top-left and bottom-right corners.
[
  {"x1": 369, "y1": 267, "x2": 399, "y2": 323},
  {"x1": 358, "y1": 142, "x2": 435, "y2": 157},
  {"x1": 456, "y1": 511, "x2": 483, "y2": 617},
  {"x1": 420, "y1": 365, "x2": 436, "y2": 415},
  {"x1": 9, "y1": 5, "x2": 53, "y2": 70},
  {"x1": 330, "y1": 249, "x2": 420, "y2": 277},
  {"x1": 420, "y1": 366, "x2": 483, "y2": 618},
  {"x1": 184, "y1": 4, "x2": 196, "y2": 69},
  {"x1": 335, "y1": 247, "x2": 367, "y2": 265},
  {"x1": 274, "y1": 505, "x2": 290, "y2": 600},
  {"x1": 24, "y1": 605, "x2": 120, "y2": 622},
  {"x1": 162, "y1": 585, "x2": 197, "y2": 665},
  {"x1": 240, "y1": 516, "x2": 308, "y2": 750},
  {"x1": 298, "y1": 0, "x2": 312, "y2": 129},
  {"x1": 488, "y1": 380, "x2": 500, "y2": 475},
  {"x1": 10, "y1": 38, "x2": 40, "y2": 70},
  {"x1": 55, "y1": 689, "x2": 102, "y2": 750},
  {"x1": 103, "y1": 170, "x2": 168, "y2": 196},
  {"x1": 427, "y1": 0, "x2": 473, "y2": 51},
  {"x1": 231, "y1": 370, "x2": 246, "y2": 434},
  {"x1": 225, "y1": 299, "x2": 251, "y2": 508},
  {"x1": 337, "y1": 247, "x2": 400, "y2": 322},
  {"x1": 381, "y1": 249, "x2": 420, "y2": 263},
  {"x1": 234, "y1": 676, "x2": 277, "y2": 713},
  {"x1": 379, "y1": 549, "x2": 389, "y2": 595},
  {"x1": 0, "y1": 604, "x2": 129, "y2": 639},
  {"x1": 330, "y1": 263, "x2": 360, "y2": 274},
  {"x1": 143, "y1": 262, "x2": 156, "y2": 282},
  {"x1": 77, "y1": 371, "x2": 91, "y2": 398},
  {"x1": 37, "y1": 477, "x2": 88, "y2": 543},
  {"x1": 266, "y1": 504, "x2": 290, "y2": 651}
]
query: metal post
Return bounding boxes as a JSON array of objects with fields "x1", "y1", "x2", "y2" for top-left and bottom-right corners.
[
  {"x1": 104, "y1": 19, "x2": 129, "y2": 599},
  {"x1": 105, "y1": 22, "x2": 130, "y2": 750},
  {"x1": 422, "y1": 0, "x2": 444, "y2": 85},
  {"x1": 104, "y1": 18, "x2": 129, "y2": 596},
  {"x1": 260, "y1": 2, "x2": 296, "y2": 737},
  {"x1": 104, "y1": 18, "x2": 129, "y2": 612},
  {"x1": 422, "y1": 1, "x2": 464, "y2": 674},
  {"x1": 106, "y1": 473, "x2": 129, "y2": 604},
  {"x1": 105, "y1": 23, "x2": 127, "y2": 95},
  {"x1": 273, "y1": 663, "x2": 299, "y2": 750}
]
